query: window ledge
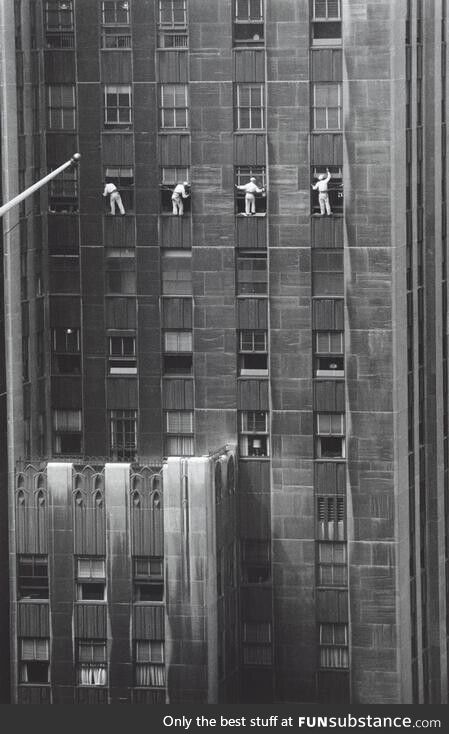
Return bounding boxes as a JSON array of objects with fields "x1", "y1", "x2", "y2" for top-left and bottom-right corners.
[
  {"x1": 311, "y1": 213, "x2": 343, "y2": 218},
  {"x1": 236, "y1": 213, "x2": 266, "y2": 218},
  {"x1": 239, "y1": 457, "x2": 270, "y2": 461}
]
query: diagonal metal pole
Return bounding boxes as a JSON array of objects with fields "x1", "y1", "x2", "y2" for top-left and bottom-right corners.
[{"x1": 0, "y1": 153, "x2": 81, "y2": 218}]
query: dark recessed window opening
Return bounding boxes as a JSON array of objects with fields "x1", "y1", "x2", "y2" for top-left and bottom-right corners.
[{"x1": 163, "y1": 354, "x2": 193, "y2": 375}]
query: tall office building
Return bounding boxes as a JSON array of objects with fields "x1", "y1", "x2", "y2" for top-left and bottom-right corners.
[{"x1": 0, "y1": 0, "x2": 448, "y2": 705}]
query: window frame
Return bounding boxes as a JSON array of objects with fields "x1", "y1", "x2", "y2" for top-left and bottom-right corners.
[
  {"x1": 237, "y1": 251, "x2": 268, "y2": 296},
  {"x1": 312, "y1": 83, "x2": 342, "y2": 131},
  {"x1": 47, "y1": 84, "x2": 76, "y2": 130},
  {"x1": 101, "y1": 1, "x2": 130, "y2": 25},
  {"x1": 17, "y1": 555, "x2": 49, "y2": 601},
  {"x1": 242, "y1": 622, "x2": 272, "y2": 666},
  {"x1": 158, "y1": 0, "x2": 187, "y2": 28},
  {"x1": 53, "y1": 408, "x2": 82, "y2": 455},
  {"x1": 19, "y1": 638, "x2": 50, "y2": 684},
  {"x1": 239, "y1": 409, "x2": 269, "y2": 457},
  {"x1": 133, "y1": 557, "x2": 164, "y2": 603},
  {"x1": 135, "y1": 640, "x2": 166, "y2": 688},
  {"x1": 319, "y1": 622, "x2": 349, "y2": 669},
  {"x1": 109, "y1": 408, "x2": 137, "y2": 461},
  {"x1": 164, "y1": 410, "x2": 194, "y2": 456},
  {"x1": 235, "y1": 83, "x2": 265, "y2": 130},
  {"x1": 317, "y1": 541, "x2": 347, "y2": 587},
  {"x1": 76, "y1": 557, "x2": 106, "y2": 602},
  {"x1": 241, "y1": 539, "x2": 270, "y2": 584},
  {"x1": 108, "y1": 333, "x2": 137, "y2": 375},
  {"x1": 77, "y1": 639, "x2": 108, "y2": 686},
  {"x1": 104, "y1": 84, "x2": 133, "y2": 129},
  {"x1": 159, "y1": 84, "x2": 189, "y2": 129}
]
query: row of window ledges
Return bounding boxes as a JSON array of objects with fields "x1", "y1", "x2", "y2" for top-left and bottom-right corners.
[
  {"x1": 46, "y1": 83, "x2": 344, "y2": 135},
  {"x1": 48, "y1": 327, "x2": 344, "y2": 381},
  {"x1": 42, "y1": 0, "x2": 342, "y2": 50},
  {"x1": 17, "y1": 636, "x2": 165, "y2": 688}
]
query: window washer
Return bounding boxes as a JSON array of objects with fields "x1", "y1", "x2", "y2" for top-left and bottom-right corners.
[
  {"x1": 235, "y1": 176, "x2": 265, "y2": 216},
  {"x1": 103, "y1": 180, "x2": 125, "y2": 215},
  {"x1": 312, "y1": 168, "x2": 332, "y2": 216},
  {"x1": 171, "y1": 181, "x2": 190, "y2": 215}
]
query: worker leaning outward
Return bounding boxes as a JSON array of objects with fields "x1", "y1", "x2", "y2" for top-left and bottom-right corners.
[
  {"x1": 312, "y1": 168, "x2": 332, "y2": 216},
  {"x1": 235, "y1": 176, "x2": 266, "y2": 216},
  {"x1": 103, "y1": 180, "x2": 125, "y2": 215},
  {"x1": 172, "y1": 181, "x2": 190, "y2": 215}
]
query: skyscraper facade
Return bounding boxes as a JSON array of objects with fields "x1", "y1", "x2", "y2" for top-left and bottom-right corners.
[{"x1": 0, "y1": 0, "x2": 448, "y2": 705}]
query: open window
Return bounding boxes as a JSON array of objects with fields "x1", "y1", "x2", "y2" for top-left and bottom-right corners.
[
  {"x1": 76, "y1": 557, "x2": 106, "y2": 601},
  {"x1": 101, "y1": 1, "x2": 131, "y2": 48},
  {"x1": 53, "y1": 409, "x2": 82, "y2": 454},
  {"x1": 52, "y1": 327, "x2": 81, "y2": 374},
  {"x1": 311, "y1": 0, "x2": 342, "y2": 46},
  {"x1": 18, "y1": 555, "x2": 49, "y2": 600},
  {"x1": 164, "y1": 410, "x2": 194, "y2": 456},
  {"x1": 311, "y1": 166, "x2": 343, "y2": 215},
  {"x1": 235, "y1": 166, "x2": 266, "y2": 215},
  {"x1": 77, "y1": 640, "x2": 107, "y2": 686},
  {"x1": 135, "y1": 640, "x2": 165, "y2": 687},
  {"x1": 48, "y1": 167, "x2": 78, "y2": 213},
  {"x1": 238, "y1": 329, "x2": 268, "y2": 376},
  {"x1": 133, "y1": 557, "x2": 164, "y2": 602},
  {"x1": 233, "y1": 0, "x2": 264, "y2": 45},
  {"x1": 160, "y1": 167, "x2": 190, "y2": 213},
  {"x1": 163, "y1": 330, "x2": 193, "y2": 375},
  {"x1": 314, "y1": 331, "x2": 344, "y2": 377},
  {"x1": 19, "y1": 639, "x2": 50, "y2": 684},
  {"x1": 239, "y1": 410, "x2": 269, "y2": 457},
  {"x1": 108, "y1": 333, "x2": 137, "y2": 375},
  {"x1": 315, "y1": 413, "x2": 345, "y2": 458},
  {"x1": 104, "y1": 167, "x2": 134, "y2": 211},
  {"x1": 158, "y1": 0, "x2": 187, "y2": 47},
  {"x1": 45, "y1": 0, "x2": 74, "y2": 48}
]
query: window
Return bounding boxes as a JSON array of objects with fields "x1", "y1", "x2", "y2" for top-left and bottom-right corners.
[
  {"x1": 242, "y1": 622, "x2": 272, "y2": 665},
  {"x1": 52, "y1": 327, "x2": 81, "y2": 374},
  {"x1": 165, "y1": 410, "x2": 194, "y2": 456},
  {"x1": 106, "y1": 262, "x2": 136, "y2": 294},
  {"x1": 314, "y1": 331, "x2": 344, "y2": 377},
  {"x1": 237, "y1": 252, "x2": 268, "y2": 295},
  {"x1": 108, "y1": 334, "x2": 136, "y2": 375},
  {"x1": 135, "y1": 640, "x2": 165, "y2": 687},
  {"x1": 47, "y1": 85, "x2": 76, "y2": 129},
  {"x1": 317, "y1": 542, "x2": 347, "y2": 586},
  {"x1": 234, "y1": 0, "x2": 264, "y2": 45},
  {"x1": 76, "y1": 557, "x2": 106, "y2": 601},
  {"x1": 161, "y1": 251, "x2": 192, "y2": 295},
  {"x1": 158, "y1": 30, "x2": 188, "y2": 48},
  {"x1": 163, "y1": 330, "x2": 193, "y2": 375},
  {"x1": 102, "y1": 1, "x2": 130, "y2": 24},
  {"x1": 160, "y1": 167, "x2": 190, "y2": 212},
  {"x1": 317, "y1": 496, "x2": 346, "y2": 540},
  {"x1": 312, "y1": 83, "x2": 342, "y2": 130},
  {"x1": 242, "y1": 539, "x2": 270, "y2": 583},
  {"x1": 311, "y1": 166, "x2": 343, "y2": 215},
  {"x1": 312, "y1": 0, "x2": 341, "y2": 46},
  {"x1": 48, "y1": 168, "x2": 78, "y2": 213},
  {"x1": 316, "y1": 413, "x2": 345, "y2": 458},
  {"x1": 235, "y1": 84, "x2": 265, "y2": 129},
  {"x1": 239, "y1": 410, "x2": 269, "y2": 457},
  {"x1": 133, "y1": 557, "x2": 164, "y2": 602},
  {"x1": 235, "y1": 166, "x2": 267, "y2": 215},
  {"x1": 45, "y1": 1, "x2": 74, "y2": 47},
  {"x1": 104, "y1": 85, "x2": 132, "y2": 129},
  {"x1": 18, "y1": 556, "x2": 49, "y2": 600},
  {"x1": 104, "y1": 167, "x2": 134, "y2": 210},
  {"x1": 319, "y1": 623, "x2": 348, "y2": 669},
  {"x1": 53, "y1": 409, "x2": 82, "y2": 454},
  {"x1": 110, "y1": 409, "x2": 137, "y2": 461},
  {"x1": 239, "y1": 330, "x2": 268, "y2": 376},
  {"x1": 19, "y1": 638, "x2": 50, "y2": 684},
  {"x1": 77, "y1": 640, "x2": 107, "y2": 686},
  {"x1": 159, "y1": 84, "x2": 189, "y2": 129},
  {"x1": 159, "y1": 0, "x2": 187, "y2": 27}
]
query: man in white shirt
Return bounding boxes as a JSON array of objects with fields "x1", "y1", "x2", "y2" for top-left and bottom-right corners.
[
  {"x1": 103, "y1": 181, "x2": 125, "y2": 215},
  {"x1": 171, "y1": 181, "x2": 190, "y2": 215},
  {"x1": 312, "y1": 168, "x2": 332, "y2": 215},
  {"x1": 235, "y1": 176, "x2": 266, "y2": 216}
]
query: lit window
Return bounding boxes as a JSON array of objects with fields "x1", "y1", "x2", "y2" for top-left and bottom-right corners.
[
  {"x1": 52, "y1": 327, "x2": 81, "y2": 375},
  {"x1": 76, "y1": 557, "x2": 106, "y2": 601},
  {"x1": 237, "y1": 252, "x2": 268, "y2": 295},
  {"x1": 312, "y1": 83, "x2": 342, "y2": 130},
  {"x1": 102, "y1": 1, "x2": 130, "y2": 24},
  {"x1": 235, "y1": 84, "x2": 265, "y2": 129},
  {"x1": 77, "y1": 640, "x2": 107, "y2": 686},
  {"x1": 159, "y1": 84, "x2": 189, "y2": 129},
  {"x1": 110, "y1": 409, "x2": 137, "y2": 461},
  {"x1": 239, "y1": 330, "x2": 268, "y2": 376},
  {"x1": 104, "y1": 85, "x2": 132, "y2": 129},
  {"x1": 18, "y1": 556, "x2": 49, "y2": 600},
  {"x1": 239, "y1": 410, "x2": 269, "y2": 457},
  {"x1": 133, "y1": 557, "x2": 164, "y2": 602},
  {"x1": 108, "y1": 334, "x2": 136, "y2": 375},
  {"x1": 135, "y1": 640, "x2": 165, "y2": 687},
  {"x1": 19, "y1": 638, "x2": 49, "y2": 684},
  {"x1": 47, "y1": 85, "x2": 76, "y2": 129},
  {"x1": 317, "y1": 542, "x2": 347, "y2": 586},
  {"x1": 242, "y1": 622, "x2": 272, "y2": 665},
  {"x1": 164, "y1": 410, "x2": 194, "y2": 456},
  {"x1": 53, "y1": 409, "x2": 82, "y2": 455},
  {"x1": 319, "y1": 623, "x2": 348, "y2": 668}
]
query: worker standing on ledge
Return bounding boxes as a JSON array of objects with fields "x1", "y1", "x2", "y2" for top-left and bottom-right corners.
[
  {"x1": 103, "y1": 180, "x2": 125, "y2": 215},
  {"x1": 235, "y1": 176, "x2": 265, "y2": 216},
  {"x1": 312, "y1": 168, "x2": 332, "y2": 216},
  {"x1": 171, "y1": 181, "x2": 190, "y2": 215}
]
